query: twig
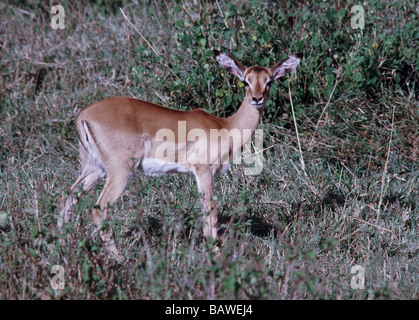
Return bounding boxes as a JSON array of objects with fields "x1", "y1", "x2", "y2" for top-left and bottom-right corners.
[
  {"x1": 288, "y1": 79, "x2": 306, "y2": 172},
  {"x1": 23, "y1": 58, "x2": 65, "y2": 68},
  {"x1": 288, "y1": 21, "x2": 308, "y2": 55},
  {"x1": 215, "y1": 0, "x2": 235, "y2": 47},
  {"x1": 376, "y1": 104, "x2": 395, "y2": 222},
  {"x1": 309, "y1": 66, "x2": 341, "y2": 149},
  {"x1": 119, "y1": 7, "x2": 187, "y2": 97},
  {"x1": 120, "y1": 8, "x2": 160, "y2": 57},
  {"x1": 349, "y1": 215, "x2": 393, "y2": 234},
  {"x1": 241, "y1": 145, "x2": 273, "y2": 160},
  {"x1": 288, "y1": 81, "x2": 319, "y2": 197}
]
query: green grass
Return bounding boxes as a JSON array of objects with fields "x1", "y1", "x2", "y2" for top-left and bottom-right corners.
[{"x1": 0, "y1": 0, "x2": 417, "y2": 299}]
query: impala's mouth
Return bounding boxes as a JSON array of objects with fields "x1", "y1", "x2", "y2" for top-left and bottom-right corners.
[{"x1": 251, "y1": 101, "x2": 265, "y2": 108}]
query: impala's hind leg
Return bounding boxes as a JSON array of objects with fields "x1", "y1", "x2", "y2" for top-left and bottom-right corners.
[
  {"x1": 90, "y1": 167, "x2": 133, "y2": 260},
  {"x1": 59, "y1": 148, "x2": 105, "y2": 231}
]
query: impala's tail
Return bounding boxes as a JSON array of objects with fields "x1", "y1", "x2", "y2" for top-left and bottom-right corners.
[{"x1": 58, "y1": 118, "x2": 106, "y2": 231}]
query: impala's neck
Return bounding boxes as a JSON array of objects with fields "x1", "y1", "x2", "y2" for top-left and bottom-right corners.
[{"x1": 226, "y1": 96, "x2": 263, "y2": 134}]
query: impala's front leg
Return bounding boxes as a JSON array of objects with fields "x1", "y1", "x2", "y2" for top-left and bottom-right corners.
[{"x1": 194, "y1": 169, "x2": 218, "y2": 240}]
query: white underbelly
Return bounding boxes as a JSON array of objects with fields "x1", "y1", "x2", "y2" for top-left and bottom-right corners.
[{"x1": 139, "y1": 158, "x2": 191, "y2": 177}]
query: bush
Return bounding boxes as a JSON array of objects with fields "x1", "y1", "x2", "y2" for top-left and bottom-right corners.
[{"x1": 133, "y1": 0, "x2": 417, "y2": 123}]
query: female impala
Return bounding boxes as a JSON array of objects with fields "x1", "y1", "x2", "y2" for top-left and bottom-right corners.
[{"x1": 59, "y1": 50, "x2": 302, "y2": 257}]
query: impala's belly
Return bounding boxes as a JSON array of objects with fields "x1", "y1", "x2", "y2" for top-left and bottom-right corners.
[{"x1": 139, "y1": 158, "x2": 191, "y2": 177}]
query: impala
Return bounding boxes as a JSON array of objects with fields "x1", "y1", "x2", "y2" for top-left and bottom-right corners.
[{"x1": 59, "y1": 50, "x2": 302, "y2": 258}]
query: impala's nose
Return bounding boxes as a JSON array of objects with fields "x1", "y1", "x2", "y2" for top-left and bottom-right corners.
[{"x1": 252, "y1": 96, "x2": 264, "y2": 105}]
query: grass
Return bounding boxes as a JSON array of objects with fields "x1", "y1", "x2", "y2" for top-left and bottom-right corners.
[{"x1": 0, "y1": 0, "x2": 418, "y2": 299}]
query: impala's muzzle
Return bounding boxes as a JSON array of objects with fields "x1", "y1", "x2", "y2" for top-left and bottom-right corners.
[{"x1": 251, "y1": 95, "x2": 264, "y2": 106}]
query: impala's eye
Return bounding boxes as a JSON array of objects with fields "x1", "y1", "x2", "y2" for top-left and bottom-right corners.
[
  {"x1": 266, "y1": 80, "x2": 273, "y2": 88},
  {"x1": 244, "y1": 80, "x2": 250, "y2": 87}
]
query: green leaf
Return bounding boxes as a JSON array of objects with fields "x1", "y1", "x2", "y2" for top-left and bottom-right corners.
[
  {"x1": 224, "y1": 276, "x2": 236, "y2": 292},
  {"x1": 325, "y1": 57, "x2": 333, "y2": 66},
  {"x1": 326, "y1": 8, "x2": 336, "y2": 22},
  {"x1": 302, "y1": 11, "x2": 311, "y2": 21},
  {"x1": 0, "y1": 212, "x2": 8, "y2": 228},
  {"x1": 324, "y1": 84, "x2": 333, "y2": 98},
  {"x1": 175, "y1": 19, "x2": 184, "y2": 28},
  {"x1": 183, "y1": 34, "x2": 193, "y2": 46},
  {"x1": 199, "y1": 38, "x2": 206, "y2": 47},
  {"x1": 28, "y1": 248, "x2": 37, "y2": 258},
  {"x1": 173, "y1": 4, "x2": 182, "y2": 13},
  {"x1": 309, "y1": 82, "x2": 318, "y2": 96},
  {"x1": 262, "y1": 32, "x2": 271, "y2": 42},
  {"x1": 311, "y1": 34, "x2": 320, "y2": 47},
  {"x1": 337, "y1": 9, "x2": 347, "y2": 20},
  {"x1": 352, "y1": 71, "x2": 363, "y2": 82},
  {"x1": 326, "y1": 73, "x2": 335, "y2": 84},
  {"x1": 295, "y1": 40, "x2": 305, "y2": 51},
  {"x1": 223, "y1": 92, "x2": 232, "y2": 106}
]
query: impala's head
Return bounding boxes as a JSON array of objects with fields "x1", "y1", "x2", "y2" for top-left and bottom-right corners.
[{"x1": 214, "y1": 50, "x2": 302, "y2": 109}]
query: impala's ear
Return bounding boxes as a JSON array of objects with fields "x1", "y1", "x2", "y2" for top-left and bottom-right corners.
[
  {"x1": 214, "y1": 50, "x2": 246, "y2": 81},
  {"x1": 270, "y1": 52, "x2": 303, "y2": 80}
]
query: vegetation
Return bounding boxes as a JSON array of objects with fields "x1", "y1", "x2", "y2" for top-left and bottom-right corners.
[{"x1": 0, "y1": 0, "x2": 417, "y2": 299}]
